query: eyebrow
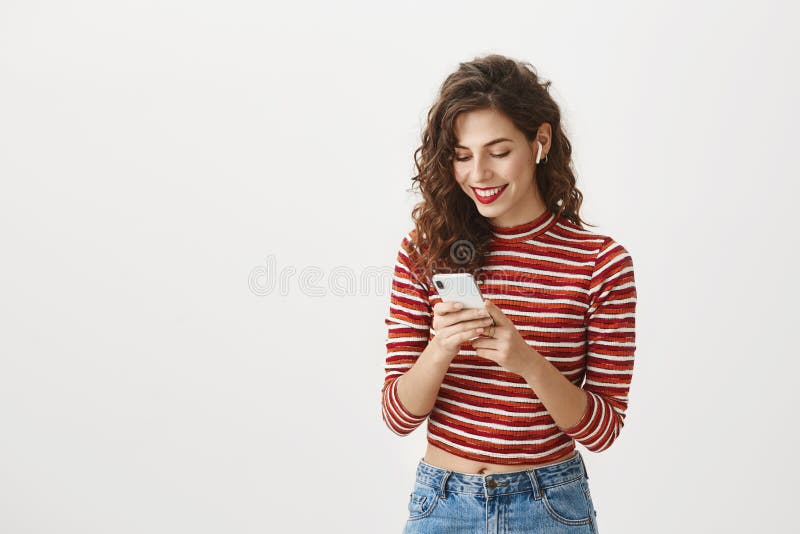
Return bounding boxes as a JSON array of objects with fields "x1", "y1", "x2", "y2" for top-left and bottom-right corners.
[{"x1": 454, "y1": 137, "x2": 513, "y2": 150}]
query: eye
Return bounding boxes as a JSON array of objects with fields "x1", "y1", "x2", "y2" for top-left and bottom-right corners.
[{"x1": 454, "y1": 152, "x2": 510, "y2": 162}]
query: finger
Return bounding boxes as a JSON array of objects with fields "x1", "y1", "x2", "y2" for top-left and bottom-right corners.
[
  {"x1": 471, "y1": 335, "x2": 497, "y2": 348},
  {"x1": 462, "y1": 326, "x2": 487, "y2": 341},
  {"x1": 483, "y1": 299, "x2": 507, "y2": 326},
  {"x1": 476, "y1": 324, "x2": 496, "y2": 339},
  {"x1": 438, "y1": 307, "x2": 491, "y2": 329},
  {"x1": 433, "y1": 301, "x2": 464, "y2": 315},
  {"x1": 444, "y1": 323, "x2": 489, "y2": 343},
  {"x1": 459, "y1": 316, "x2": 495, "y2": 331}
]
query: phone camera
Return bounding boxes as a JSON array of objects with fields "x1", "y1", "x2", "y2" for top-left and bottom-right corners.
[{"x1": 435, "y1": 280, "x2": 444, "y2": 289}]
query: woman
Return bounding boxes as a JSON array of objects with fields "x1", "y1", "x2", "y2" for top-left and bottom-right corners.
[{"x1": 381, "y1": 54, "x2": 636, "y2": 533}]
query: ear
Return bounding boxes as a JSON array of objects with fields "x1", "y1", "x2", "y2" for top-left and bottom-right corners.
[{"x1": 530, "y1": 122, "x2": 553, "y2": 155}]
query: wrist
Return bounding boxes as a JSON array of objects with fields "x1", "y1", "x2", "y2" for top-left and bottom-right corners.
[
  {"x1": 521, "y1": 347, "x2": 546, "y2": 382},
  {"x1": 426, "y1": 338, "x2": 456, "y2": 365}
]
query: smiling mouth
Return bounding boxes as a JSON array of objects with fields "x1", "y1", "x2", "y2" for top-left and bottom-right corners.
[{"x1": 471, "y1": 184, "x2": 508, "y2": 204}]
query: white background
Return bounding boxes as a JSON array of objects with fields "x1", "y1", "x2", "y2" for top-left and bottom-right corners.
[{"x1": 1, "y1": 1, "x2": 798, "y2": 532}]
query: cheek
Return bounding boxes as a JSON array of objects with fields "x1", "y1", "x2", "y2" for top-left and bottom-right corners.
[
  {"x1": 453, "y1": 166, "x2": 468, "y2": 184},
  {"x1": 502, "y1": 157, "x2": 528, "y2": 176}
]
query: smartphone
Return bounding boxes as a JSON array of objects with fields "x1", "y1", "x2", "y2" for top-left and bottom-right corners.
[
  {"x1": 431, "y1": 273, "x2": 486, "y2": 309},
  {"x1": 432, "y1": 273, "x2": 491, "y2": 341}
]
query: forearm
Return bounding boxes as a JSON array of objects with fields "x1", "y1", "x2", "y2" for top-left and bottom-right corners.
[
  {"x1": 394, "y1": 341, "x2": 452, "y2": 417},
  {"x1": 520, "y1": 349, "x2": 589, "y2": 431}
]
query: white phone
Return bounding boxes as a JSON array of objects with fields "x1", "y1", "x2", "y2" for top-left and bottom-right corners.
[{"x1": 431, "y1": 273, "x2": 486, "y2": 309}]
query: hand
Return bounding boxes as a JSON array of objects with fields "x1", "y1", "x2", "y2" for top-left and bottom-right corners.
[
  {"x1": 430, "y1": 301, "x2": 496, "y2": 361},
  {"x1": 472, "y1": 299, "x2": 541, "y2": 377}
]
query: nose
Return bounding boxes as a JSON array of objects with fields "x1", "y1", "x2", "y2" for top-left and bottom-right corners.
[{"x1": 471, "y1": 154, "x2": 492, "y2": 181}]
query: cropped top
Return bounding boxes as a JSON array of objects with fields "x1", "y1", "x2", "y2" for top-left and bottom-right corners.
[{"x1": 380, "y1": 208, "x2": 637, "y2": 464}]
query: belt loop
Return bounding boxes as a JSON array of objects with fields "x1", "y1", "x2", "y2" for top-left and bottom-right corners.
[
  {"x1": 576, "y1": 450, "x2": 589, "y2": 480},
  {"x1": 439, "y1": 470, "x2": 451, "y2": 499},
  {"x1": 526, "y1": 469, "x2": 541, "y2": 500}
]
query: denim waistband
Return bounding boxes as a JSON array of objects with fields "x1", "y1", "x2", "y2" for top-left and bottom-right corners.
[{"x1": 414, "y1": 449, "x2": 587, "y2": 499}]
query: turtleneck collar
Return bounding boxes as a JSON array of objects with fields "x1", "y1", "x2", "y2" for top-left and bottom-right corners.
[{"x1": 488, "y1": 208, "x2": 558, "y2": 243}]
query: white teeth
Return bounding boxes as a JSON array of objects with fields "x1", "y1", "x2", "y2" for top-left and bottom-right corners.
[{"x1": 475, "y1": 186, "x2": 504, "y2": 197}]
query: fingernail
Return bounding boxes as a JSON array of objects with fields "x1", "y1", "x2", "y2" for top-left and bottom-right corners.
[{"x1": 454, "y1": 303, "x2": 463, "y2": 309}]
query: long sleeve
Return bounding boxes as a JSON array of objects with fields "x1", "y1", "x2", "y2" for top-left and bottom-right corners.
[
  {"x1": 381, "y1": 231, "x2": 434, "y2": 436},
  {"x1": 561, "y1": 237, "x2": 637, "y2": 452}
]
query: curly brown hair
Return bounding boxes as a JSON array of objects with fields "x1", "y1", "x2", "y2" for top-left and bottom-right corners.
[{"x1": 406, "y1": 53, "x2": 595, "y2": 286}]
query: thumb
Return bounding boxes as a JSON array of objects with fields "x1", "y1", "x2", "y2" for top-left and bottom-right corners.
[{"x1": 483, "y1": 299, "x2": 510, "y2": 326}]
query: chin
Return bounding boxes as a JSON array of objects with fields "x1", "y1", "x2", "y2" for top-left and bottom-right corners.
[{"x1": 474, "y1": 203, "x2": 506, "y2": 218}]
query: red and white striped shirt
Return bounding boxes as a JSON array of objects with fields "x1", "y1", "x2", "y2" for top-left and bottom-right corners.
[{"x1": 381, "y1": 208, "x2": 637, "y2": 464}]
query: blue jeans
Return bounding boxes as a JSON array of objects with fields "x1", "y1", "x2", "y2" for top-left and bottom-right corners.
[{"x1": 402, "y1": 450, "x2": 599, "y2": 534}]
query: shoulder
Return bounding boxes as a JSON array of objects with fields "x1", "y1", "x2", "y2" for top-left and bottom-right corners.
[
  {"x1": 395, "y1": 228, "x2": 417, "y2": 256},
  {"x1": 549, "y1": 216, "x2": 634, "y2": 266},
  {"x1": 393, "y1": 228, "x2": 430, "y2": 285},
  {"x1": 398, "y1": 227, "x2": 429, "y2": 258}
]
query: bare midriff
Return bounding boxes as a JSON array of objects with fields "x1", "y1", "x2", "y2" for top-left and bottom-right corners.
[{"x1": 423, "y1": 442, "x2": 577, "y2": 475}]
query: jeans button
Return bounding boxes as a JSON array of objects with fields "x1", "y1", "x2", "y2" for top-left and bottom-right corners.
[{"x1": 486, "y1": 478, "x2": 497, "y2": 489}]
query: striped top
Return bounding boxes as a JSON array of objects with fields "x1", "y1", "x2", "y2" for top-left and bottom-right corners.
[{"x1": 381, "y1": 208, "x2": 637, "y2": 464}]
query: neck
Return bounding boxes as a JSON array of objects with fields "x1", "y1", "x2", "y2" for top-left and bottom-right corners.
[{"x1": 488, "y1": 192, "x2": 547, "y2": 228}]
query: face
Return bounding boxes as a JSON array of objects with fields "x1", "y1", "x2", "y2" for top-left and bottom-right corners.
[{"x1": 452, "y1": 108, "x2": 551, "y2": 227}]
